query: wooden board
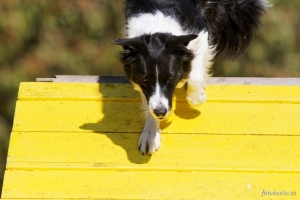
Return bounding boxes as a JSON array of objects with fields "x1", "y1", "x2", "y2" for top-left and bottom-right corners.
[
  {"x1": 6, "y1": 132, "x2": 300, "y2": 171},
  {"x1": 2, "y1": 171, "x2": 299, "y2": 199},
  {"x1": 12, "y1": 101, "x2": 300, "y2": 135},
  {"x1": 2, "y1": 82, "x2": 300, "y2": 199}
]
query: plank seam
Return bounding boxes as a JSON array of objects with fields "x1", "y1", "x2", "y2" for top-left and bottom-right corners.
[
  {"x1": 16, "y1": 98, "x2": 300, "y2": 104},
  {"x1": 5, "y1": 165, "x2": 300, "y2": 174},
  {"x1": 9, "y1": 131, "x2": 300, "y2": 136}
]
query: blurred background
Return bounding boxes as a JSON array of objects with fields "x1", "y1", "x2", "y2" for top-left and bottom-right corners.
[{"x1": 0, "y1": 0, "x2": 299, "y2": 192}]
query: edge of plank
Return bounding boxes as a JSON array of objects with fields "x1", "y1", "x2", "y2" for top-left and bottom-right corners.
[
  {"x1": 17, "y1": 82, "x2": 300, "y2": 103},
  {"x1": 37, "y1": 76, "x2": 300, "y2": 85}
]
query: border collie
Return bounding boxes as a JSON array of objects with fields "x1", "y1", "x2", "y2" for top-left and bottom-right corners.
[{"x1": 114, "y1": 0, "x2": 270, "y2": 155}]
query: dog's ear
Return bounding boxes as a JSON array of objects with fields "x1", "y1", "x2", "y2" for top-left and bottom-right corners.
[
  {"x1": 168, "y1": 34, "x2": 198, "y2": 60},
  {"x1": 169, "y1": 34, "x2": 198, "y2": 47},
  {"x1": 113, "y1": 38, "x2": 139, "y2": 64},
  {"x1": 113, "y1": 38, "x2": 139, "y2": 52}
]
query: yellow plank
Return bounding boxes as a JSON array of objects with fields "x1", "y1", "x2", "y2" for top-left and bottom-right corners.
[
  {"x1": 18, "y1": 82, "x2": 140, "y2": 101},
  {"x1": 205, "y1": 85, "x2": 300, "y2": 103},
  {"x1": 18, "y1": 82, "x2": 300, "y2": 103},
  {"x1": 4, "y1": 82, "x2": 300, "y2": 199},
  {"x1": 7, "y1": 132, "x2": 300, "y2": 172},
  {"x1": 12, "y1": 100, "x2": 300, "y2": 135},
  {"x1": 2, "y1": 170, "x2": 299, "y2": 199}
]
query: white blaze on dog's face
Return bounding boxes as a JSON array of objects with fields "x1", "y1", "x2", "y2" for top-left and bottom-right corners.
[
  {"x1": 147, "y1": 66, "x2": 170, "y2": 120},
  {"x1": 114, "y1": 33, "x2": 197, "y2": 120}
]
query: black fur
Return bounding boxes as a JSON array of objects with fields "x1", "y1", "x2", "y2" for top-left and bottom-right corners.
[
  {"x1": 125, "y1": 0, "x2": 206, "y2": 33},
  {"x1": 199, "y1": 0, "x2": 269, "y2": 59},
  {"x1": 114, "y1": 33, "x2": 197, "y2": 106},
  {"x1": 122, "y1": 0, "x2": 269, "y2": 59}
]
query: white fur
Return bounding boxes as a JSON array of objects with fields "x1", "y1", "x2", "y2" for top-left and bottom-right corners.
[
  {"x1": 127, "y1": 11, "x2": 185, "y2": 37},
  {"x1": 148, "y1": 66, "x2": 169, "y2": 118},
  {"x1": 149, "y1": 82, "x2": 169, "y2": 117},
  {"x1": 186, "y1": 31, "x2": 216, "y2": 106},
  {"x1": 138, "y1": 119, "x2": 161, "y2": 154},
  {"x1": 139, "y1": 93, "x2": 161, "y2": 155}
]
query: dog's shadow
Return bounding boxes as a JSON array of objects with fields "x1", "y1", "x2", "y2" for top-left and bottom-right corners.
[{"x1": 80, "y1": 77, "x2": 200, "y2": 164}]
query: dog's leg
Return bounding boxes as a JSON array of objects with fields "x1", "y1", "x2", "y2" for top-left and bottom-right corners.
[
  {"x1": 138, "y1": 93, "x2": 161, "y2": 155},
  {"x1": 186, "y1": 31, "x2": 215, "y2": 106},
  {"x1": 186, "y1": 58, "x2": 208, "y2": 106}
]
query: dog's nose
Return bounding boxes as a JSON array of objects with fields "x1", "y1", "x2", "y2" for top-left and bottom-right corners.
[{"x1": 154, "y1": 108, "x2": 168, "y2": 118}]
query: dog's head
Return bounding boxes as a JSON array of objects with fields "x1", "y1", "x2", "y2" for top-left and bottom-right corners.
[{"x1": 114, "y1": 33, "x2": 197, "y2": 120}]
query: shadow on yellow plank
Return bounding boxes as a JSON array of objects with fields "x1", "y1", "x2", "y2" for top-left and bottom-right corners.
[{"x1": 2, "y1": 78, "x2": 300, "y2": 199}]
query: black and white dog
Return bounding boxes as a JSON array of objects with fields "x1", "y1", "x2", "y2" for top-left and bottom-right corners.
[{"x1": 114, "y1": 0, "x2": 269, "y2": 155}]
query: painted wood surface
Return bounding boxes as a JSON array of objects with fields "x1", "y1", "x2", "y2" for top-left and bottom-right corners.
[{"x1": 2, "y1": 82, "x2": 300, "y2": 199}]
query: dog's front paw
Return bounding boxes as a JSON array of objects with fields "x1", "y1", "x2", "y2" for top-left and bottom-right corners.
[
  {"x1": 138, "y1": 128, "x2": 161, "y2": 155},
  {"x1": 186, "y1": 83, "x2": 207, "y2": 106}
]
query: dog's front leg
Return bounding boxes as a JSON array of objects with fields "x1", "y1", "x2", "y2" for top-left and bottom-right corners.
[
  {"x1": 186, "y1": 32, "x2": 214, "y2": 106},
  {"x1": 138, "y1": 115, "x2": 161, "y2": 155},
  {"x1": 138, "y1": 93, "x2": 161, "y2": 155},
  {"x1": 186, "y1": 77, "x2": 207, "y2": 106},
  {"x1": 186, "y1": 53, "x2": 208, "y2": 106}
]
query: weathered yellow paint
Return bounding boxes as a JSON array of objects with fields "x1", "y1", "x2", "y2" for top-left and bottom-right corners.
[
  {"x1": 18, "y1": 82, "x2": 300, "y2": 103},
  {"x1": 6, "y1": 132, "x2": 300, "y2": 172},
  {"x1": 13, "y1": 101, "x2": 300, "y2": 134},
  {"x1": 3, "y1": 170, "x2": 299, "y2": 199},
  {"x1": 2, "y1": 82, "x2": 300, "y2": 199}
]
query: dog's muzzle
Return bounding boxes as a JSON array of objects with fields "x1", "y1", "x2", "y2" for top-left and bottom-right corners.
[{"x1": 153, "y1": 108, "x2": 168, "y2": 119}]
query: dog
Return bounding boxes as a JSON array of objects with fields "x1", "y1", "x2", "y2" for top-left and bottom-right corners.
[{"x1": 114, "y1": 0, "x2": 270, "y2": 155}]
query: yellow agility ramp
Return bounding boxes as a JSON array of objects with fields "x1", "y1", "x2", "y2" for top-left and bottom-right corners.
[{"x1": 2, "y1": 76, "x2": 300, "y2": 199}]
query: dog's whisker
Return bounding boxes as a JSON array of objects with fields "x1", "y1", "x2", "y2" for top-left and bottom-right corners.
[{"x1": 134, "y1": 105, "x2": 152, "y2": 121}]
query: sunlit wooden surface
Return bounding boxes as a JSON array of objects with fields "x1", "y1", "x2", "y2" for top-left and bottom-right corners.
[{"x1": 2, "y1": 79, "x2": 300, "y2": 199}]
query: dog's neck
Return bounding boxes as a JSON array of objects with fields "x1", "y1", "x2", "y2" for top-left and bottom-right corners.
[{"x1": 126, "y1": 11, "x2": 186, "y2": 38}]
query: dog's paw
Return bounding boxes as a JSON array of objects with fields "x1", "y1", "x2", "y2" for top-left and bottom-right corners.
[
  {"x1": 138, "y1": 128, "x2": 161, "y2": 155},
  {"x1": 186, "y1": 83, "x2": 207, "y2": 106}
]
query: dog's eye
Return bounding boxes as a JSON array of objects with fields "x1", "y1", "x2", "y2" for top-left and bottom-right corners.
[
  {"x1": 166, "y1": 76, "x2": 173, "y2": 84},
  {"x1": 143, "y1": 79, "x2": 149, "y2": 84}
]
